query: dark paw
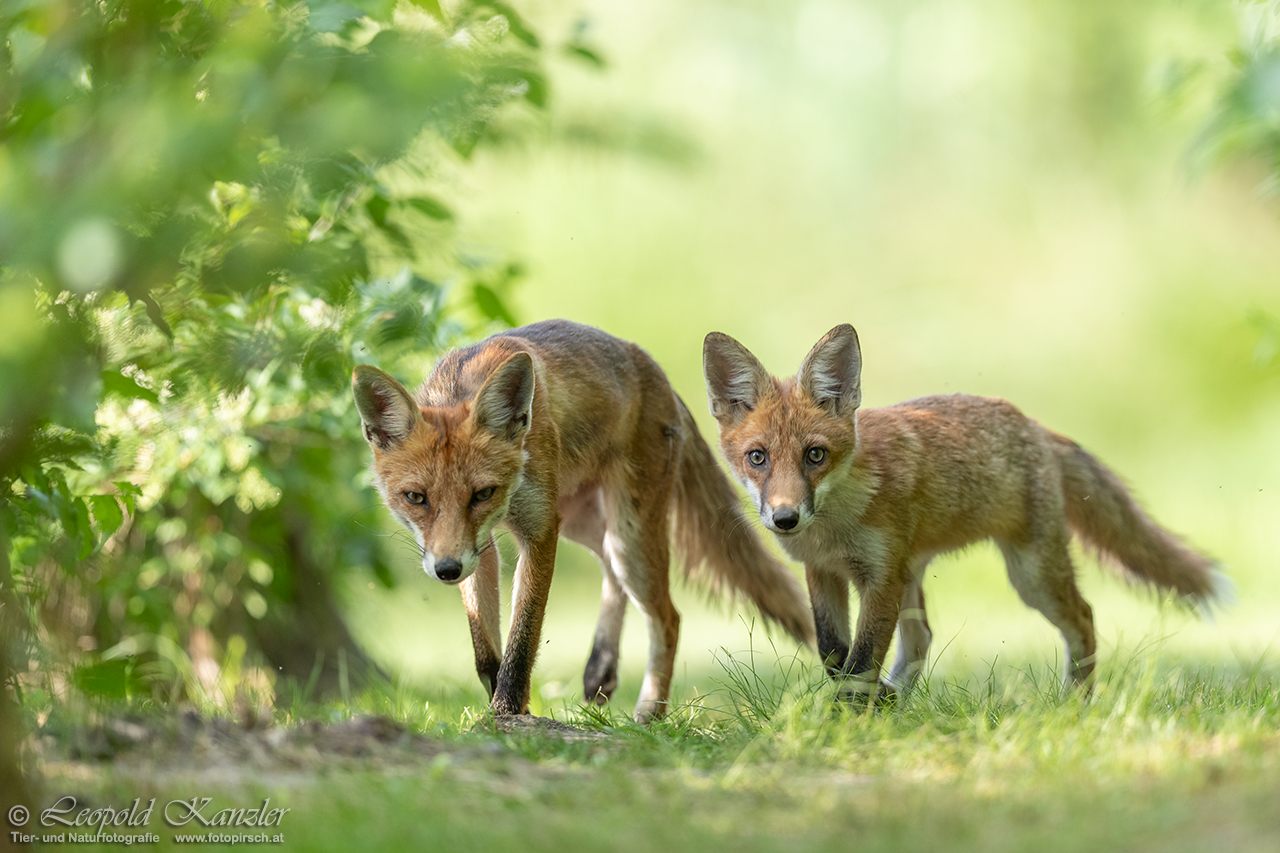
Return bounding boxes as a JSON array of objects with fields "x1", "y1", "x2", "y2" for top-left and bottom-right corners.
[
  {"x1": 583, "y1": 650, "x2": 618, "y2": 705},
  {"x1": 583, "y1": 675, "x2": 617, "y2": 705}
]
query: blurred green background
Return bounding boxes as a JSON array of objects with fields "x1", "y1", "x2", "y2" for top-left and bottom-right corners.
[
  {"x1": 2, "y1": 0, "x2": 1279, "y2": 727},
  {"x1": 354, "y1": 0, "x2": 1280, "y2": 713}
]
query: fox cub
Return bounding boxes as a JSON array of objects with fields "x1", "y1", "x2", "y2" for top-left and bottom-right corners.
[
  {"x1": 703, "y1": 324, "x2": 1223, "y2": 700},
  {"x1": 354, "y1": 320, "x2": 814, "y2": 722}
]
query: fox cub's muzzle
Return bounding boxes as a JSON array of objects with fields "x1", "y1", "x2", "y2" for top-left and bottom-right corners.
[
  {"x1": 770, "y1": 505, "x2": 801, "y2": 531},
  {"x1": 761, "y1": 500, "x2": 813, "y2": 536}
]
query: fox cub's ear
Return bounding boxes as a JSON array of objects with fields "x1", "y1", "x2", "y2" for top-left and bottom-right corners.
[
  {"x1": 798, "y1": 324, "x2": 861, "y2": 417},
  {"x1": 473, "y1": 352, "x2": 535, "y2": 443},
  {"x1": 353, "y1": 366, "x2": 420, "y2": 449},
  {"x1": 703, "y1": 331, "x2": 774, "y2": 425}
]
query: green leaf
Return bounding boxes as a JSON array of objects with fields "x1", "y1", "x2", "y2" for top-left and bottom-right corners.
[
  {"x1": 366, "y1": 194, "x2": 391, "y2": 227},
  {"x1": 100, "y1": 370, "x2": 160, "y2": 404},
  {"x1": 564, "y1": 44, "x2": 606, "y2": 69},
  {"x1": 113, "y1": 481, "x2": 143, "y2": 515},
  {"x1": 379, "y1": 221, "x2": 414, "y2": 252},
  {"x1": 89, "y1": 495, "x2": 125, "y2": 539},
  {"x1": 405, "y1": 196, "x2": 454, "y2": 221},
  {"x1": 521, "y1": 71, "x2": 548, "y2": 109},
  {"x1": 74, "y1": 659, "x2": 134, "y2": 700},
  {"x1": 73, "y1": 496, "x2": 94, "y2": 559},
  {"x1": 372, "y1": 555, "x2": 395, "y2": 589},
  {"x1": 408, "y1": 0, "x2": 444, "y2": 18},
  {"x1": 473, "y1": 283, "x2": 517, "y2": 327}
]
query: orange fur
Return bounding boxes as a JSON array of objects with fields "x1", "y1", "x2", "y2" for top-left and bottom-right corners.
[
  {"x1": 355, "y1": 320, "x2": 813, "y2": 721},
  {"x1": 704, "y1": 324, "x2": 1224, "y2": 701}
]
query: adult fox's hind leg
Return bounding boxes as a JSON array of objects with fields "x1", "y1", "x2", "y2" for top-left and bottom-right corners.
[
  {"x1": 561, "y1": 486, "x2": 627, "y2": 705},
  {"x1": 601, "y1": 472, "x2": 680, "y2": 724}
]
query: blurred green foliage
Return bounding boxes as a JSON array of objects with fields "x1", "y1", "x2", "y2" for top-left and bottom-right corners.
[
  {"x1": 0, "y1": 0, "x2": 550, "y2": 705},
  {"x1": 1201, "y1": 1, "x2": 1280, "y2": 358}
]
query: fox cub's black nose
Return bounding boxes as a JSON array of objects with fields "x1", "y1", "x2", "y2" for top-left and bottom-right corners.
[
  {"x1": 772, "y1": 508, "x2": 800, "y2": 531},
  {"x1": 436, "y1": 558, "x2": 463, "y2": 581}
]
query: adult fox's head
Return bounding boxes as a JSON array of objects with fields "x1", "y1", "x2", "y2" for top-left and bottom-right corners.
[
  {"x1": 703, "y1": 324, "x2": 862, "y2": 538},
  {"x1": 352, "y1": 353, "x2": 534, "y2": 584}
]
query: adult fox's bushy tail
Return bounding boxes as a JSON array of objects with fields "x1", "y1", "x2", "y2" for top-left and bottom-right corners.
[
  {"x1": 1053, "y1": 433, "x2": 1226, "y2": 602},
  {"x1": 671, "y1": 398, "x2": 817, "y2": 647}
]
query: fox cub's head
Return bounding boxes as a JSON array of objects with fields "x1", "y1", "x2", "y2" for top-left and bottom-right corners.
[
  {"x1": 703, "y1": 324, "x2": 862, "y2": 537},
  {"x1": 352, "y1": 354, "x2": 533, "y2": 585}
]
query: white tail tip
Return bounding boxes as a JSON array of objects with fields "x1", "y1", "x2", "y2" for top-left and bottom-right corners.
[{"x1": 1197, "y1": 566, "x2": 1236, "y2": 622}]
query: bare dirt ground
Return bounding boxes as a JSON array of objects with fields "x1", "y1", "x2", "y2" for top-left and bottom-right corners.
[{"x1": 34, "y1": 711, "x2": 604, "y2": 790}]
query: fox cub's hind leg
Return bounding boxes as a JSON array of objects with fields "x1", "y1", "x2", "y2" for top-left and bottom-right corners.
[
  {"x1": 886, "y1": 576, "x2": 931, "y2": 694},
  {"x1": 560, "y1": 488, "x2": 627, "y2": 706},
  {"x1": 460, "y1": 535, "x2": 502, "y2": 698},
  {"x1": 998, "y1": 528, "x2": 1097, "y2": 692}
]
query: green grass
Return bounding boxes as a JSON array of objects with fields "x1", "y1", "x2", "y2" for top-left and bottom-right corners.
[{"x1": 28, "y1": 650, "x2": 1280, "y2": 852}]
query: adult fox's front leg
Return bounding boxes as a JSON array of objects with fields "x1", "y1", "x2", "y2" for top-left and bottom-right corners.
[
  {"x1": 491, "y1": 524, "x2": 559, "y2": 716},
  {"x1": 460, "y1": 535, "x2": 502, "y2": 698}
]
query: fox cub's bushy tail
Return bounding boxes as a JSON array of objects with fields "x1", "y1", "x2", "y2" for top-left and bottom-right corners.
[
  {"x1": 671, "y1": 399, "x2": 817, "y2": 647},
  {"x1": 1052, "y1": 433, "x2": 1224, "y2": 602}
]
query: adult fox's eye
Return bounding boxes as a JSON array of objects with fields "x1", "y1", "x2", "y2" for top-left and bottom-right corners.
[
  {"x1": 472, "y1": 486, "x2": 496, "y2": 504},
  {"x1": 747, "y1": 449, "x2": 767, "y2": 467},
  {"x1": 404, "y1": 491, "x2": 427, "y2": 506},
  {"x1": 806, "y1": 447, "x2": 827, "y2": 465}
]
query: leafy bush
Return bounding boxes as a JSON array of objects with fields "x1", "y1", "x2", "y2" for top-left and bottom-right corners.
[{"x1": 1, "y1": 0, "x2": 547, "y2": 706}]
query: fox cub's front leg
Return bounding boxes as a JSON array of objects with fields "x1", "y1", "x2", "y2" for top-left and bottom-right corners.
[
  {"x1": 841, "y1": 576, "x2": 905, "y2": 704},
  {"x1": 808, "y1": 565, "x2": 907, "y2": 705},
  {"x1": 806, "y1": 566, "x2": 851, "y2": 676}
]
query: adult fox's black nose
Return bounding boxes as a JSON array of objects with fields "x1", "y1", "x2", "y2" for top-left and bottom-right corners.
[
  {"x1": 435, "y1": 558, "x2": 462, "y2": 582},
  {"x1": 772, "y1": 507, "x2": 800, "y2": 531}
]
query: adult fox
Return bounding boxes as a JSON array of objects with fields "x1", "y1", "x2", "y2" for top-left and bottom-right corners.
[
  {"x1": 353, "y1": 320, "x2": 815, "y2": 721},
  {"x1": 703, "y1": 324, "x2": 1224, "y2": 701}
]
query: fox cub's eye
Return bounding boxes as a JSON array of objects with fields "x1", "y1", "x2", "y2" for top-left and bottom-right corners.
[
  {"x1": 806, "y1": 447, "x2": 827, "y2": 465},
  {"x1": 404, "y1": 491, "x2": 427, "y2": 506},
  {"x1": 747, "y1": 449, "x2": 767, "y2": 467},
  {"x1": 471, "y1": 486, "x2": 496, "y2": 504}
]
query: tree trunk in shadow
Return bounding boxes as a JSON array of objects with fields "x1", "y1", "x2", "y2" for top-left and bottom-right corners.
[{"x1": 248, "y1": 508, "x2": 385, "y2": 704}]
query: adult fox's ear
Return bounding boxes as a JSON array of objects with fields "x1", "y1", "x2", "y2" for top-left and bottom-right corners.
[
  {"x1": 473, "y1": 352, "x2": 535, "y2": 443},
  {"x1": 703, "y1": 332, "x2": 775, "y2": 425},
  {"x1": 353, "y1": 365, "x2": 419, "y2": 449},
  {"x1": 798, "y1": 324, "x2": 861, "y2": 417}
]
